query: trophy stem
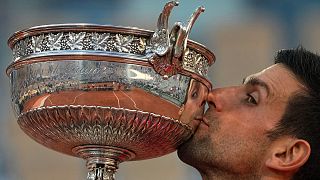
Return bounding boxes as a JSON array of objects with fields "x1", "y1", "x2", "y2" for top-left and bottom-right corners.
[
  {"x1": 72, "y1": 145, "x2": 136, "y2": 180},
  {"x1": 86, "y1": 163, "x2": 116, "y2": 180}
]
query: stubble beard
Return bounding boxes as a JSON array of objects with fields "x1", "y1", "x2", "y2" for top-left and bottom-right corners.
[
  {"x1": 178, "y1": 133, "x2": 265, "y2": 180},
  {"x1": 177, "y1": 120, "x2": 268, "y2": 179},
  {"x1": 177, "y1": 123, "x2": 216, "y2": 171},
  {"x1": 178, "y1": 111, "x2": 220, "y2": 170}
]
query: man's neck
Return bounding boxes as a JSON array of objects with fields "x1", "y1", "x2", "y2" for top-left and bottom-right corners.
[
  {"x1": 199, "y1": 168, "x2": 294, "y2": 180},
  {"x1": 199, "y1": 169, "x2": 262, "y2": 180}
]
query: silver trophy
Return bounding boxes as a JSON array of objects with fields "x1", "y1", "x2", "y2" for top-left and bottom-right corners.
[{"x1": 6, "y1": 1, "x2": 215, "y2": 179}]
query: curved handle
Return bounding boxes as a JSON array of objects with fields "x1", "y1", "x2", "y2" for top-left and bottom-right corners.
[
  {"x1": 157, "y1": 1, "x2": 179, "y2": 30},
  {"x1": 148, "y1": 2, "x2": 205, "y2": 78},
  {"x1": 173, "y1": 6, "x2": 205, "y2": 59}
]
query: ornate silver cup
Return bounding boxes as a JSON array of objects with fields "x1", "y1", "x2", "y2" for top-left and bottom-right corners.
[{"x1": 6, "y1": 1, "x2": 215, "y2": 179}]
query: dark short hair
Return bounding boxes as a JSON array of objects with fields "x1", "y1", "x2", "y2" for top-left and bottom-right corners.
[{"x1": 267, "y1": 47, "x2": 320, "y2": 180}]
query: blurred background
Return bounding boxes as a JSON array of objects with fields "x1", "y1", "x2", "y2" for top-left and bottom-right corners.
[{"x1": 1, "y1": 0, "x2": 320, "y2": 179}]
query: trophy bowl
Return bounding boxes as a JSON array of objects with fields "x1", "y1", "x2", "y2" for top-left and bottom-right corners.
[{"x1": 6, "y1": 1, "x2": 215, "y2": 179}]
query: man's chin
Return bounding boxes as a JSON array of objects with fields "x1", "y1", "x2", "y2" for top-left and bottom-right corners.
[
  {"x1": 177, "y1": 132, "x2": 211, "y2": 167},
  {"x1": 177, "y1": 135, "x2": 197, "y2": 164}
]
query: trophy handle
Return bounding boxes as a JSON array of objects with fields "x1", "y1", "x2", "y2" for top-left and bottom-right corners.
[
  {"x1": 148, "y1": 4, "x2": 205, "y2": 79},
  {"x1": 173, "y1": 6, "x2": 205, "y2": 59},
  {"x1": 148, "y1": 1, "x2": 179, "y2": 57},
  {"x1": 157, "y1": 1, "x2": 179, "y2": 31},
  {"x1": 186, "y1": 6, "x2": 205, "y2": 39}
]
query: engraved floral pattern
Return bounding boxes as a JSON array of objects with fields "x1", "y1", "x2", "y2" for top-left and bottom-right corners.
[
  {"x1": 48, "y1": 33, "x2": 63, "y2": 50},
  {"x1": 195, "y1": 55, "x2": 209, "y2": 76},
  {"x1": 10, "y1": 31, "x2": 209, "y2": 77},
  {"x1": 67, "y1": 32, "x2": 86, "y2": 50},
  {"x1": 114, "y1": 34, "x2": 134, "y2": 53},
  {"x1": 91, "y1": 32, "x2": 110, "y2": 51},
  {"x1": 12, "y1": 32, "x2": 147, "y2": 58},
  {"x1": 12, "y1": 41, "x2": 21, "y2": 60},
  {"x1": 183, "y1": 48, "x2": 196, "y2": 69},
  {"x1": 18, "y1": 38, "x2": 31, "y2": 57},
  {"x1": 183, "y1": 48, "x2": 208, "y2": 76},
  {"x1": 31, "y1": 34, "x2": 45, "y2": 53}
]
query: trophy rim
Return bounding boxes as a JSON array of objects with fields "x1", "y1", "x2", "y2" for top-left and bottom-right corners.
[
  {"x1": 7, "y1": 23, "x2": 215, "y2": 65},
  {"x1": 6, "y1": 23, "x2": 215, "y2": 90},
  {"x1": 8, "y1": 23, "x2": 154, "y2": 48}
]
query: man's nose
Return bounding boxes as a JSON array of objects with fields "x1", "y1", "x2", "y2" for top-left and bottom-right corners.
[{"x1": 206, "y1": 87, "x2": 238, "y2": 112}]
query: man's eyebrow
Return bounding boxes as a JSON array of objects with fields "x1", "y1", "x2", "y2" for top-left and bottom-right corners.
[{"x1": 243, "y1": 76, "x2": 270, "y2": 96}]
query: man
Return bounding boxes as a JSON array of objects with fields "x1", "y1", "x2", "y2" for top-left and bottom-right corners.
[{"x1": 178, "y1": 47, "x2": 319, "y2": 180}]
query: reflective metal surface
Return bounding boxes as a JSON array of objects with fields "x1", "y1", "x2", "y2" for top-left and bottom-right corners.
[
  {"x1": 6, "y1": 1, "x2": 215, "y2": 179},
  {"x1": 10, "y1": 61, "x2": 191, "y2": 116},
  {"x1": 19, "y1": 105, "x2": 191, "y2": 159}
]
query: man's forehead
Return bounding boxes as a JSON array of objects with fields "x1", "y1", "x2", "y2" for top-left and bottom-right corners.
[
  {"x1": 243, "y1": 65, "x2": 277, "y2": 83},
  {"x1": 247, "y1": 64, "x2": 290, "y2": 79},
  {"x1": 245, "y1": 64, "x2": 305, "y2": 98},
  {"x1": 253, "y1": 64, "x2": 279, "y2": 77},
  {"x1": 242, "y1": 66, "x2": 276, "y2": 84}
]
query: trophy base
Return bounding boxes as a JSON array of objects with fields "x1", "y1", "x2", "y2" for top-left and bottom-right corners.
[{"x1": 73, "y1": 145, "x2": 135, "y2": 180}]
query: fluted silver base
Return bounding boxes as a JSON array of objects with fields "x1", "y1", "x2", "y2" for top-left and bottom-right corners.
[{"x1": 73, "y1": 145, "x2": 135, "y2": 180}]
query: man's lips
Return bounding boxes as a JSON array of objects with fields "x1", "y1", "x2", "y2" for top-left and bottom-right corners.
[
  {"x1": 200, "y1": 117, "x2": 209, "y2": 126},
  {"x1": 194, "y1": 116, "x2": 209, "y2": 127}
]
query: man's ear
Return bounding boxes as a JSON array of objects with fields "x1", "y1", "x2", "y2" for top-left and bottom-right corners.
[{"x1": 265, "y1": 138, "x2": 311, "y2": 172}]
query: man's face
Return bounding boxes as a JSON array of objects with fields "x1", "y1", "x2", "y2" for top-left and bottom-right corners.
[{"x1": 178, "y1": 64, "x2": 305, "y2": 176}]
